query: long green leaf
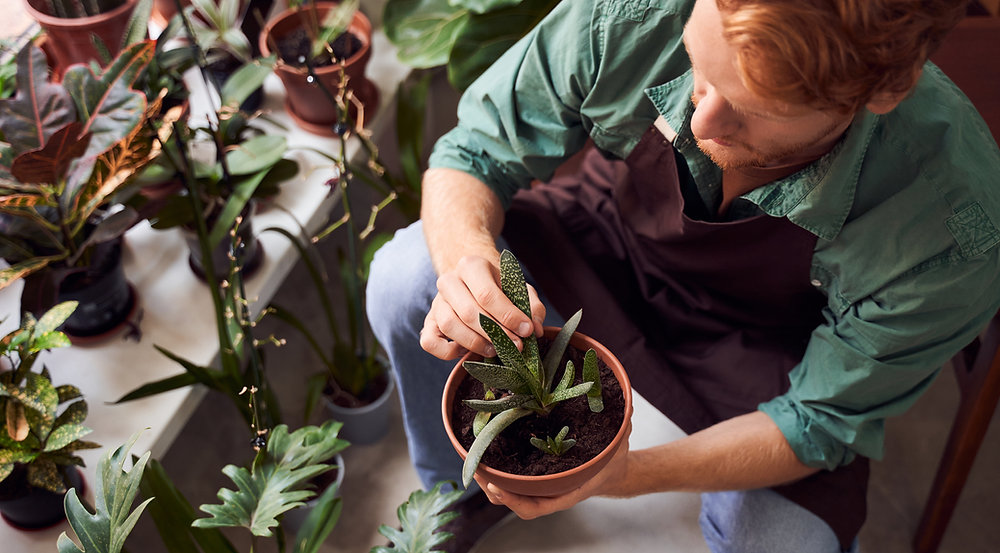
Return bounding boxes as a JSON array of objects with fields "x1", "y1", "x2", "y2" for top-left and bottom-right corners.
[
  {"x1": 384, "y1": 0, "x2": 471, "y2": 68},
  {"x1": 582, "y1": 348, "x2": 603, "y2": 413},
  {"x1": 139, "y1": 458, "x2": 240, "y2": 553},
  {"x1": 292, "y1": 481, "x2": 342, "y2": 553},
  {"x1": 461, "y1": 407, "x2": 530, "y2": 488},
  {"x1": 57, "y1": 431, "x2": 154, "y2": 553},
  {"x1": 462, "y1": 392, "x2": 533, "y2": 413},
  {"x1": 372, "y1": 481, "x2": 462, "y2": 553},
  {"x1": 542, "y1": 309, "x2": 580, "y2": 390}
]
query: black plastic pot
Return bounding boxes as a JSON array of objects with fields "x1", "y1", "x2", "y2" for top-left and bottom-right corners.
[
  {"x1": 56, "y1": 238, "x2": 137, "y2": 338},
  {"x1": 183, "y1": 208, "x2": 264, "y2": 283},
  {"x1": 0, "y1": 465, "x2": 83, "y2": 530}
]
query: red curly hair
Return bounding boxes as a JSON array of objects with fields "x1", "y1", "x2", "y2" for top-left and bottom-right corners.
[{"x1": 716, "y1": 0, "x2": 968, "y2": 112}]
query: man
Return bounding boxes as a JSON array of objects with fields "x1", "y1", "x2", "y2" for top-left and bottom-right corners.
[{"x1": 367, "y1": 0, "x2": 1000, "y2": 551}]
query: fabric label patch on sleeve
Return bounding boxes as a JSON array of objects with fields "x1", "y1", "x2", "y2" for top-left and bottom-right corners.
[{"x1": 946, "y1": 202, "x2": 1000, "y2": 258}]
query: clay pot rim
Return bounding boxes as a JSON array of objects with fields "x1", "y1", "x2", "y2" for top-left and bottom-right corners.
[
  {"x1": 259, "y1": 2, "x2": 372, "y2": 76},
  {"x1": 442, "y1": 327, "x2": 634, "y2": 489},
  {"x1": 23, "y1": 0, "x2": 138, "y2": 28}
]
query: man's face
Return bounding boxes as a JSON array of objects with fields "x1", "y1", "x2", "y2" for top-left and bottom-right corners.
[{"x1": 682, "y1": 0, "x2": 853, "y2": 170}]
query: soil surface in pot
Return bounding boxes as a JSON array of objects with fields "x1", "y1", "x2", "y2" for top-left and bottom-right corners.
[
  {"x1": 274, "y1": 28, "x2": 362, "y2": 68},
  {"x1": 451, "y1": 337, "x2": 626, "y2": 476}
]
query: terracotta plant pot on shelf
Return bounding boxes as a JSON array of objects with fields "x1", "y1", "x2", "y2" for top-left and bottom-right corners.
[
  {"x1": 442, "y1": 328, "x2": 633, "y2": 497},
  {"x1": 258, "y1": 2, "x2": 378, "y2": 136},
  {"x1": 23, "y1": 0, "x2": 140, "y2": 79}
]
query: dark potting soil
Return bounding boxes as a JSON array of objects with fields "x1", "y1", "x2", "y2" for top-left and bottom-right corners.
[
  {"x1": 324, "y1": 369, "x2": 390, "y2": 408},
  {"x1": 451, "y1": 338, "x2": 626, "y2": 477},
  {"x1": 274, "y1": 28, "x2": 362, "y2": 68}
]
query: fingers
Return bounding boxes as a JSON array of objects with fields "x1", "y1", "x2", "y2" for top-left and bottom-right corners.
[
  {"x1": 526, "y1": 283, "x2": 547, "y2": 337},
  {"x1": 476, "y1": 480, "x2": 582, "y2": 520},
  {"x1": 420, "y1": 296, "x2": 495, "y2": 360}
]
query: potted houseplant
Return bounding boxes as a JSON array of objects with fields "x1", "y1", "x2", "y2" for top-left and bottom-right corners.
[
  {"x1": 0, "y1": 301, "x2": 101, "y2": 530},
  {"x1": 259, "y1": 0, "x2": 379, "y2": 136},
  {"x1": 0, "y1": 40, "x2": 162, "y2": 339},
  {"x1": 442, "y1": 250, "x2": 633, "y2": 496},
  {"x1": 59, "y1": 427, "x2": 463, "y2": 553},
  {"x1": 22, "y1": 0, "x2": 144, "y2": 78}
]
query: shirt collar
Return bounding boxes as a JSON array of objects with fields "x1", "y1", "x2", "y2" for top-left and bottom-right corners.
[{"x1": 643, "y1": 70, "x2": 880, "y2": 241}]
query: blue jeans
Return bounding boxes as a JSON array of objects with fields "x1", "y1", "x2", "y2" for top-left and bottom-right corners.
[{"x1": 366, "y1": 221, "x2": 859, "y2": 553}]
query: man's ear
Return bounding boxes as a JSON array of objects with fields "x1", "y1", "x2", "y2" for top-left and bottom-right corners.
[{"x1": 866, "y1": 67, "x2": 924, "y2": 115}]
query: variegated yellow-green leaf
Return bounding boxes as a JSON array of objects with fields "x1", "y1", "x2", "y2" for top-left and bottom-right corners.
[
  {"x1": 5, "y1": 400, "x2": 28, "y2": 441},
  {"x1": 56, "y1": 384, "x2": 83, "y2": 403},
  {"x1": 27, "y1": 457, "x2": 64, "y2": 493},
  {"x1": 44, "y1": 423, "x2": 92, "y2": 452}
]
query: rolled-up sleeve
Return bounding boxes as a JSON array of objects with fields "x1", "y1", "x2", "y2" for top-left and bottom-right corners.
[
  {"x1": 428, "y1": 1, "x2": 598, "y2": 208},
  {"x1": 759, "y1": 250, "x2": 1000, "y2": 470}
]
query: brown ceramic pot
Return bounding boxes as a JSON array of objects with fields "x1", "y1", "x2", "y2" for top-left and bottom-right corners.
[
  {"x1": 23, "y1": 0, "x2": 140, "y2": 79},
  {"x1": 442, "y1": 327, "x2": 633, "y2": 497},
  {"x1": 258, "y1": 2, "x2": 377, "y2": 136}
]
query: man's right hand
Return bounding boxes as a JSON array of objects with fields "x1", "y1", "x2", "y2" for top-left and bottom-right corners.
[{"x1": 420, "y1": 253, "x2": 546, "y2": 361}]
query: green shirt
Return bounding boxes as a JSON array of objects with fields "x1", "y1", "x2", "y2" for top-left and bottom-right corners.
[{"x1": 429, "y1": 0, "x2": 1000, "y2": 470}]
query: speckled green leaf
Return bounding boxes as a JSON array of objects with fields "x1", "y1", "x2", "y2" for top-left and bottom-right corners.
[
  {"x1": 27, "y1": 457, "x2": 63, "y2": 493},
  {"x1": 35, "y1": 301, "x2": 78, "y2": 334},
  {"x1": 56, "y1": 385, "x2": 83, "y2": 403},
  {"x1": 553, "y1": 359, "x2": 574, "y2": 394},
  {"x1": 54, "y1": 399, "x2": 89, "y2": 428},
  {"x1": 478, "y1": 314, "x2": 528, "y2": 378},
  {"x1": 547, "y1": 381, "x2": 592, "y2": 404},
  {"x1": 542, "y1": 309, "x2": 581, "y2": 389},
  {"x1": 44, "y1": 423, "x2": 92, "y2": 452},
  {"x1": 462, "y1": 392, "x2": 533, "y2": 413},
  {"x1": 462, "y1": 360, "x2": 530, "y2": 393},
  {"x1": 498, "y1": 249, "x2": 530, "y2": 318}
]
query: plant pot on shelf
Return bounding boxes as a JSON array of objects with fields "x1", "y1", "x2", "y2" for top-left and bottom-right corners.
[
  {"x1": 0, "y1": 465, "x2": 84, "y2": 530},
  {"x1": 23, "y1": 0, "x2": 140, "y2": 79},
  {"x1": 182, "y1": 211, "x2": 264, "y2": 283},
  {"x1": 258, "y1": 2, "x2": 379, "y2": 137},
  {"x1": 442, "y1": 328, "x2": 633, "y2": 497},
  {"x1": 279, "y1": 452, "x2": 345, "y2": 534},
  {"x1": 20, "y1": 236, "x2": 139, "y2": 343},
  {"x1": 323, "y1": 366, "x2": 394, "y2": 445}
]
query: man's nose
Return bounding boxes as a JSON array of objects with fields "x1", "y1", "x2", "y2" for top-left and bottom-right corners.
[{"x1": 690, "y1": 87, "x2": 741, "y2": 140}]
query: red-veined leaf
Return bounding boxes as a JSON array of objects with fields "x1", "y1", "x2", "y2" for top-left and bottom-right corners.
[
  {"x1": 10, "y1": 123, "x2": 90, "y2": 184},
  {"x1": 0, "y1": 44, "x2": 76, "y2": 156}
]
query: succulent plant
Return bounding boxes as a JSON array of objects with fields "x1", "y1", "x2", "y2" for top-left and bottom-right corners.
[
  {"x1": 459, "y1": 249, "x2": 603, "y2": 487},
  {"x1": 0, "y1": 301, "x2": 101, "y2": 494},
  {"x1": 530, "y1": 425, "x2": 575, "y2": 456}
]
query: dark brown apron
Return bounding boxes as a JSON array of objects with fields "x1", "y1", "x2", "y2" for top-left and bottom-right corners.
[{"x1": 503, "y1": 126, "x2": 867, "y2": 548}]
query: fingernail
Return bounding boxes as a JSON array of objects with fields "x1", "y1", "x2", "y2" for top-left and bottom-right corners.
[
  {"x1": 517, "y1": 322, "x2": 532, "y2": 336},
  {"x1": 484, "y1": 345, "x2": 496, "y2": 357}
]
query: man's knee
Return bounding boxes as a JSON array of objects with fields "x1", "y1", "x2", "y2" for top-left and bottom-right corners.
[
  {"x1": 699, "y1": 490, "x2": 849, "y2": 553},
  {"x1": 366, "y1": 221, "x2": 437, "y2": 338}
]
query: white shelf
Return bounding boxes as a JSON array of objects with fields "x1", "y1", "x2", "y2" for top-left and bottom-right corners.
[{"x1": 0, "y1": 29, "x2": 410, "y2": 549}]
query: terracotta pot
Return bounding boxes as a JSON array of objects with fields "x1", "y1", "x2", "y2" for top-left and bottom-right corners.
[
  {"x1": 258, "y1": 2, "x2": 378, "y2": 136},
  {"x1": 23, "y1": 0, "x2": 141, "y2": 79},
  {"x1": 442, "y1": 328, "x2": 633, "y2": 497}
]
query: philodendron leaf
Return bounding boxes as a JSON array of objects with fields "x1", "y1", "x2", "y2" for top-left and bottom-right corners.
[
  {"x1": 582, "y1": 348, "x2": 603, "y2": 413},
  {"x1": 372, "y1": 481, "x2": 462, "y2": 553},
  {"x1": 0, "y1": 44, "x2": 77, "y2": 155},
  {"x1": 384, "y1": 0, "x2": 471, "y2": 68},
  {"x1": 462, "y1": 407, "x2": 531, "y2": 488},
  {"x1": 58, "y1": 431, "x2": 154, "y2": 553},
  {"x1": 193, "y1": 423, "x2": 346, "y2": 537}
]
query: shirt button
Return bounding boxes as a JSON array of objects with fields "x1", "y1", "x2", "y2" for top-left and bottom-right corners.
[{"x1": 810, "y1": 279, "x2": 823, "y2": 287}]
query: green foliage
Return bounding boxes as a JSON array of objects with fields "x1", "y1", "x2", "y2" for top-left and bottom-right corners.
[
  {"x1": 0, "y1": 40, "x2": 159, "y2": 295},
  {"x1": 384, "y1": 0, "x2": 560, "y2": 90},
  {"x1": 459, "y1": 249, "x2": 602, "y2": 487},
  {"x1": 184, "y1": 0, "x2": 253, "y2": 65},
  {"x1": 192, "y1": 421, "x2": 348, "y2": 537},
  {"x1": 57, "y1": 431, "x2": 152, "y2": 553},
  {"x1": 279, "y1": 0, "x2": 361, "y2": 64},
  {"x1": 372, "y1": 481, "x2": 462, "y2": 553},
  {"x1": 0, "y1": 302, "x2": 100, "y2": 494},
  {"x1": 529, "y1": 425, "x2": 575, "y2": 456}
]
